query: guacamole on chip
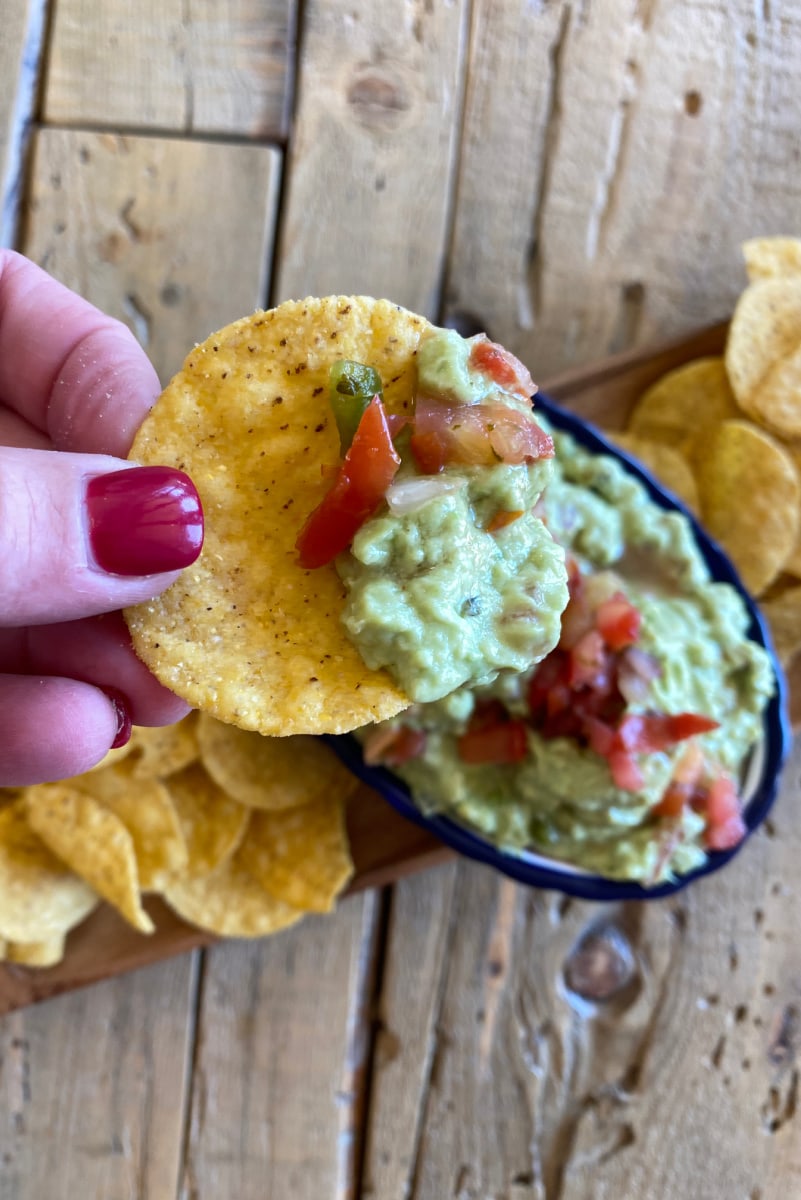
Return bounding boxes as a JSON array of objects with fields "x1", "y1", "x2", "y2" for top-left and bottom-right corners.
[
  {"x1": 125, "y1": 297, "x2": 566, "y2": 735},
  {"x1": 361, "y1": 429, "x2": 775, "y2": 885}
]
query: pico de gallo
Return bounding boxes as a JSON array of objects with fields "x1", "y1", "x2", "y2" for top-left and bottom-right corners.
[
  {"x1": 297, "y1": 327, "x2": 569, "y2": 704},
  {"x1": 358, "y1": 428, "x2": 774, "y2": 884}
]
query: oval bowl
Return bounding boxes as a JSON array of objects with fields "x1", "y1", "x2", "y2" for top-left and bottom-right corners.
[{"x1": 329, "y1": 394, "x2": 791, "y2": 901}]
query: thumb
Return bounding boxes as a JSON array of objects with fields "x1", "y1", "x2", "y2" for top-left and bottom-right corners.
[{"x1": 0, "y1": 446, "x2": 204, "y2": 626}]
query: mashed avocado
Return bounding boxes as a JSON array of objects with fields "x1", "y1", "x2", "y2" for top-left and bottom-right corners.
[
  {"x1": 361, "y1": 429, "x2": 774, "y2": 884},
  {"x1": 336, "y1": 329, "x2": 568, "y2": 702}
]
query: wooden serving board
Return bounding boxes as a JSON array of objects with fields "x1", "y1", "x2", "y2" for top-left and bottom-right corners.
[{"x1": 1, "y1": 321, "x2": 794, "y2": 1014}]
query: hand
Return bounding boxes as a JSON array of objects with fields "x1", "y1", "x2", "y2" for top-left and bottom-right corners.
[{"x1": 0, "y1": 251, "x2": 204, "y2": 786}]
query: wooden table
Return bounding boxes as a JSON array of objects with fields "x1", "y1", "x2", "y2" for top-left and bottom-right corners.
[{"x1": 2, "y1": 3, "x2": 800, "y2": 1197}]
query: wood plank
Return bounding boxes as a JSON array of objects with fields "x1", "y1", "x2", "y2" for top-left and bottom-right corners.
[
  {"x1": 273, "y1": 0, "x2": 469, "y2": 315},
  {"x1": 44, "y1": 0, "x2": 296, "y2": 140},
  {"x1": 179, "y1": 891, "x2": 381, "y2": 1199},
  {"x1": 359, "y1": 863, "x2": 458, "y2": 1199},
  {"x1": 446, "y1": 0, "x2": 801, "y2": 376},
  {"x1": 397, "y1": 742, "x2": 801, "y2": 1197},
  {"x1": 0, "y1": 0, "x2": 47, "y2": 247},
  {"x1": 22, "y1": 127, "x2": 281, "y2": 382},
  {"x1": 0, "y1": 954, "x2": 197, "y2": 1199}
]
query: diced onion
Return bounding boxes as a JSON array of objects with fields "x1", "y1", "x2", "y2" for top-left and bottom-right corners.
[{"x1": 385, "y1": 475, "x2": 466, "y2": 516}]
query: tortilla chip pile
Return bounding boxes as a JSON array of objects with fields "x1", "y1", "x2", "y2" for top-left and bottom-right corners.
[
  {"x1": 608, "y1": 237, "x2": 801, "y2": 668},
  {"x1": 0, "y1": 714, "x2": 357, "y2": 967},
  {"x1": 125, "y1": 296, "x2": 438, "y2": 737}
]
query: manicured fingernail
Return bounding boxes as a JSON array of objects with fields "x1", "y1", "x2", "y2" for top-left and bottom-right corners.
[
  {"x1": 104, "y1": 688, "x2": 133, "y2": 749},
  {"x1": 86, "y1": 466, "x2": 204, "y2": 576}
]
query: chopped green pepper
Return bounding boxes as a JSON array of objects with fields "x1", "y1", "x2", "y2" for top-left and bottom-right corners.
[{"x1": 330, "y1": 360, "x2": 383, "y2": 452}]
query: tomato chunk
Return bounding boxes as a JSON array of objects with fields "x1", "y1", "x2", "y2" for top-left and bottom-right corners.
[
  {"x1": 468, "y1": 335, "x2": 536, "y2": 398},
  {"x1": 608, "y1": 749, "x2": 645, "y2": 792},
  {"x1": 595, "y1": 592, "x2": 642, "y2": 650},
  {"x1": 616, "y1": 712, "x2": 719, "y2": 755},
  {"x1": 703, "y1": 774, "x2": 746, "y2": 850},
  {"x1": 457, "y1": 707, "x2": 528, "y2": 765},
  {"x1": 362, "y1": 725, "x2": 427, "y2": 767},
  {"x1": 296, "y1": 397, "x2": 401, "y2": 568},
  {"x1": 411, "y1": 395, "x2": 553, "y2": 472}
]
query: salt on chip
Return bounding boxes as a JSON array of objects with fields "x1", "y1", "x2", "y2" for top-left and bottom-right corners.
[
  {"x1": 163, "y1": 850, "x2": 304, "y2": 938},
  {"x1": 124, "y1": 296, "x2": 438, "y2": 735},
  {"x1": 165, "y1": 762, "x2": 250, "y2": 879},
  {"x1": 6, "y1": 935, "x2": 66, "y2": 968},
  {"x1": 70, "y1": 761, "x2": 188, "y2": 891},
  {"x1": 24, "y1": 785, "x2": 153, "y2": 934},
  {"x1": 0, "y1": 802, "x2": 98, "y2": 943},
  {"x1": 607, "y1": 432, "x2": 700, "y2": 512},
  {"x1": 725, "y1": 277, "x2": 801, "y2": 438},
  {"x1": 759, "y1": 584, "x2": 801, "y2": 665},
  {"x1": 694, "y1": 419, "x2": 800, "y2": 595},
  {"x1": 238, "y1": 796, "x2": 353, "y2": 914},
  {"x1": 743, "y1": 237, "x2": 801, "y2": 282},
  {"x1": 197, "y1": 715, "x2": 359, "y2": 811},
  {"x1": 627, "y1": 358, "x2": 738, "y2": 459}
]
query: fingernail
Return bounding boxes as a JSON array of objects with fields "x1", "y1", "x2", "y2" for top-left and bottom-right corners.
[
  {"x1": 104, "y1": 688, "x2": 133, "y2": 749},
  {"x1": 86, "y1": 466, "x2": 204, "y2": 576}
]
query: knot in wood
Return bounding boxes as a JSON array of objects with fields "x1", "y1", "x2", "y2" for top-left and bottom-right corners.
[
  {"x1": 347, "y1": 67, "x2": 411, "y2": 131},
  {"x1": 563, "y1": 922, "x2": 637, "y2": 1004}
]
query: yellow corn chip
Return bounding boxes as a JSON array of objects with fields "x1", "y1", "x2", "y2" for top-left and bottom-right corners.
[
  {"x1": 197, "y1": 715, "x2": 359, "y2": 811},
  {"x1": 627, "y1": 358, "x2": 738, "y2": 459},
  {"x1": 695, "y1": 419, "x2": 800, "y2": 595},
  {"x1": 238, "y1": 796, "x2": 353, "y2": 914},
  {"x1": 0, "y1": 802, "x2": 98, "y2": 942},
  {"x1": 124, "y1": 297, "x2": 434, "y2": 736},
  {"x1": 165, "y1": 762, "x2": 250, "y2": 878},
  {"x1": 6, "y1": 934, "x2": 66, "y2": 968},
  {"x1": 25, "y1": 785, "x2": 153, "y2": 934},
  {"x1": 759, "y1": 584, "x2": 801, "y2": 665},
  {"x1": 725, "y1": 278, "x2": 801, "y2": 437},
  {"x1": 127, "y1": 714, "x2": 199, "y2": 778},
  {"x1": 743, "y1": 237, "x2": 801, "y2": 282},
  {"x1": 163, "y1": 850, "x2": 304, "y2": 938}
]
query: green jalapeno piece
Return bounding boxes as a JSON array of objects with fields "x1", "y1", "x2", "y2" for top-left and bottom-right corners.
[{"x1": 330, "y1": 360, "x2": 383, "y2": 451}]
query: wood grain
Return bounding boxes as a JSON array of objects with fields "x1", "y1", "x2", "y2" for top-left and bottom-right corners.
[
  {"x1": 272, "y1": 0, "x2": 469, "y2": 314},
  {"x1": 180, "y1": 894, "x2": 381, "y2": 1199},
  {"x1": 44, "y1": 0, "x2": 296, "y2": 139},
  {"x1": 0, "y1": 955, "x2": 198, "y2": 1198},
  {"x1": 22, "y1": 127, "x2": 282, "y2": 381},
  {"x1": 0, "y1": 0, "x2": 47, "y2": 247},
  {"x1": 446, "y1": 0, "x2": 801, "y2": 377}
]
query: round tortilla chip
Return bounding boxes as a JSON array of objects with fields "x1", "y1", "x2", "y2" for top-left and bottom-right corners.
[
  {"x1": 238, "y1": 796, "x2": 353, "y2": 914},
  {"x1": 607, "y1": 432, "x2": 700, "y2": 512},
  {"x1": 627, "y1": 358, "x2": 738, "y2": 459},
  {"x1": 6, "y1": 934, "x2": 66, "y2": 968},
  {"x1": 163, "y1": 849, "x2": 304, "y2": 938},
  {"x1": 694, "y1": 419, "x2": 800, "y2": 595},
  {"x1": 725, "y1": 277, "x2": 801, "y2": 437},
  {"x1": 125, "y1": 296, "x2": 434, "y2": 735},
  {"x1": 743, "y1": 237, "x2": 801, "y2": 283},
  {"x1": 197, "y1": 714, "x2": 360, "y2": 810},
  {"x1": 164, "y1": 762, "x2": 250, "y2": 879},
  {"x1": 0, "y1": 803, "x2": 98, "y2": 943},
  {"x1": 24, "y1": 784, "x2": 154, "y2": 934},
  {"x1": 127, "y1": 714, "x2": 199, "y2": 778}
]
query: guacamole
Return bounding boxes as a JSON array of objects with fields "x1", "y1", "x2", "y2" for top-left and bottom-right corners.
[
  {"x1": 360, "y1": 429, "x2": 775, "y2": 884},
  {"x1": 334, "y1": 328, "x2": 568, "y2": 702}
]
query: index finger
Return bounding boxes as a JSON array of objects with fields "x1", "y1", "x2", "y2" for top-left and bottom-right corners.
[{"x1": 0, "y1": 251, "x2": 161, "y2": 456}]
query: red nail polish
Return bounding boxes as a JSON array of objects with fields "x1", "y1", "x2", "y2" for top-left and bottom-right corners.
[
  {"x1": 104, "y1": 688, "x2": 133, "y2": 749},
  {"x1": 87, "y1": 466, "x2": 204, "y2": 576}
]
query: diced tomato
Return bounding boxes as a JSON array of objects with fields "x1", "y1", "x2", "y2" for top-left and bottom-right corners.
[
  {"x1": 705, "y1": 813, "x2": 747, "y2": 851},
  {"x1": 468, "y1": 335, "x2": 536, "y2": 399},
  {"x1": 568, "y1": 630, "x2": 612, "y2": 690},
  {"x1": 362, "y1": 725, "x2": 427, "y2": 767},
  {"x1": 608, "y1": 749, "x2": 645, "y2": 792},
  {"x1": 457, "y1": 715, "x2": 529, "y2": 765},
  {"x1": 411, "y1": 395, "x2": 553, "y2": 472},
  {"x1": 527, "y1": 651, "x2": 571, "y2": 719},
  {"x1": 616, "y1": 712, "x2": 719, "y2": 755},
  {"x1": 581, "y1": 715, "x2": 617, "y2": 758},
  {"x1": 652, "y1": 782, "x2": 691, "y2": 819},
  {"x1": 652, "y1": 743, "x2": 706, "y2": 819},
  {"x1": 296, "y1": 397, "x2": 401, "y2": 568},
  {"x1": 486, "y1": 509, "x2": 524, "y2": 532},
  {"x1": 703, "y1": 774, "x2": 746, "y2": 850},
  {"x1": 595, "y1": 592, "x2": 642, "y2": 650}
]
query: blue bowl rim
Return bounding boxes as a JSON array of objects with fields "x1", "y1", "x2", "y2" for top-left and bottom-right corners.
[{"x1": 328, "y1": 392, "x2": 792, "y2": 901}]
